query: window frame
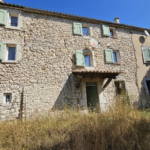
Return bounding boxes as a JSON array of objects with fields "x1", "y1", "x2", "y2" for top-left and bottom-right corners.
[
  {"x1": 105, "y1": 49, "x2": 121, "y2": 64},
  {"x1": 9, "y1": 16, "x2": 18, "y2": 27},
  {"x1": 82, "y1": 24, "x2": 91, "y2": 37},
  {"x1": 113, "y1": 51, "x2": 117, "y2": 63},
  {"x1": 114, "y1": 80, "x2": 126, "y2": 95},
  {"x1": 109, "y1": 27, "x2": 116, "y2": 38},
  {"x1": 6, "y1": 45, "x2": 16, "y2": 61},
  {"x1": 0, "y1": 92, "x2": 15, "y2": 104},
  {"x1": 82, "y1": 27, "x2": 89, "y2": 36},
  {"x1": 5, "y1": 44, "x2": 17, "y2": 61},
  {"x1": 1, "y1": 41, "x2": 22, "y2": 64},
  {"x1": 5, "y1": 10, "x2": 22, "y2": 30},
  {"x1": 110, "y1": 29, "x2": 113, "y2": 37},
  {"x1": 3, "y1": 93, "x2": 12, "y2": 104},
  {"x1": 83, "y1": 50, "x2": 95, "y2": 68},
  {"x1": 84, "y1": 55, "x2": 91, "y2": 67}
]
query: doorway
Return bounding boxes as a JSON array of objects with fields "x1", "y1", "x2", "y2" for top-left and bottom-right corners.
[{"x1": 86, "y1": 82, "x2": 98, "y2": 110}]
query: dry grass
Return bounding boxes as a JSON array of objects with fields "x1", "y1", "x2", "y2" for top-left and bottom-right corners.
[{"x1": 0, "y1": 96, "x2": 150, "y2": 150}]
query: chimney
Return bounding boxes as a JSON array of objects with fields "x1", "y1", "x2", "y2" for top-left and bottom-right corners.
[
  {"x1": 0, "y1": 0, "x2": 4, "y2": 2},
  {"x1": 114, "y1": 17, "x2": 120, "y2": 23}
]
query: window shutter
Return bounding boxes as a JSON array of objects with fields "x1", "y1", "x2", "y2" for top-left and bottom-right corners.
[
  {"x1": 102, "y1": 24, "x2": 110, "y2": 36},
  {"x1": 76, "y1": 50, "x2": 85, "y2": 66},
  {"x1": 0, "y1": 9, "x2": 7, "y2": 25},
  {"x1": 0, "y1": 42, "x2": 3, "y2": 60},
  {"x1": 0, "y1": 93, "x2": 3, "y2": 103},
  {"x1": 143, "y1": 48, "x2": 150, "y2": 62},
  {"x1": 105, "y1": 49, "x2": 114, "y2": 63},
  {"x1": 73, "y1": 22, "x2": 83, "y2": 35}
]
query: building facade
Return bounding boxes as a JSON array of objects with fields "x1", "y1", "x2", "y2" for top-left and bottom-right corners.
[
  {"x1": 0, "y1": 1, "x2": 148, "y2": 120},
  {"x1": 132, "y1": 34, "x2": 150, "y2": 107}
]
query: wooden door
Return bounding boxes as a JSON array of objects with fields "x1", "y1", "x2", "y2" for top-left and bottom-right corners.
[{"x1": 86, "y1": 83, "x2": 98, "y2": 109}]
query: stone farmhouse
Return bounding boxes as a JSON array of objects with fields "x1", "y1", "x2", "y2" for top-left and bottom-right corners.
[{"x1": 0, "y1": 0, "x2": 150, "y2": 120}]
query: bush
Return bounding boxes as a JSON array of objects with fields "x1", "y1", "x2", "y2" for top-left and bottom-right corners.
[{"x1": 0, "y1": 96, "x2": 150, "y2": 150}]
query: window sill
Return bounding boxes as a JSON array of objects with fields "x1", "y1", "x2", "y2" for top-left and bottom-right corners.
[
  {"x1": 0, "y1": 103, "x2": 12, "y2": 106},
  {"x1": 84, "y1": 67, "x2": 95, "y2": 70},
  {"x1": 111, "y1": 36, "x2": 118, "y2": 39},
  {"x1": 5, "y1": 26, "x2": 21, "y2": 30},
  {"x1": 83, "y1": 36, "x2": 91, "y2": 39},
  {"x1": 2, "y1": 60, "x2": 18, "y2": 64}
]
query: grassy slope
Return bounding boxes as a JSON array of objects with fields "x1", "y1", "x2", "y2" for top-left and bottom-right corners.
[{"x1": 0, "y1": 97, "x2": 150, "y2": 150}]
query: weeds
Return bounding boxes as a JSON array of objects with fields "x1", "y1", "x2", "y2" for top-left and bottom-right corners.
[{"x1": 0, "y1": 96, "x2": 150, "y2": 150}]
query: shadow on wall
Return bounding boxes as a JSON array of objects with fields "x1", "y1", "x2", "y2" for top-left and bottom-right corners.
[{"x1": 52, "y1": 73, "x2": 82, "y2": 110}]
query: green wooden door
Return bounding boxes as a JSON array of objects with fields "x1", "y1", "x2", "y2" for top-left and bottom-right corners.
[{"x1": 86, "y1": 83, "x2": 98, "y2": 110}]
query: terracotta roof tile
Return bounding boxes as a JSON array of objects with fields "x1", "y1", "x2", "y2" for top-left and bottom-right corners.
[{"x1": 72, "y1": 70, "x2": 121, "y2": 74}]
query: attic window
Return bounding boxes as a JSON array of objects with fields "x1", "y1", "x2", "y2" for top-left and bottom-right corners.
[
  {"x1": 82, "y1": 27, "x2": 88, "y2": 36},
  {"x1": 110, "y1": 29, "x2": 113, "y2": 37},
  {"x1": 10, "y1": 16, "x2": 18, "y2": 27}
]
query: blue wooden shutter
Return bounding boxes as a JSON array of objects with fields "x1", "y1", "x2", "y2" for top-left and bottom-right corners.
[
  {"x1": 105, "y1": 49, "x2": 113, "y2": 63},
  {"x1": 0, "y1": 9, "x2": 7, "y2": 25},
  {"x1": 102, "y1": 24, "x2": 110, "y2": 36},
  {"x1": 76, "y1": 50, "x2": 85, "y2": 66},
  {"x1": 73, "y1": 22, "x2": 83, "y2": 35}
]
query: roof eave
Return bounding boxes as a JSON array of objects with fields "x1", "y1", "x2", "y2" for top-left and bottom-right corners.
[{"x1": 0, "y1": 2, "x2": 150, "y2": 32}]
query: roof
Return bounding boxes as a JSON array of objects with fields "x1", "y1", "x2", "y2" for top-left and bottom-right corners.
[
  {"x1": 73, "y1": 70, "x2": 121, "y2": 74},
  {"x1": 72, "y1": 70, "x2": 121, "y2": 79},
  {"x1": 0, "y1": 2, "x2": 150, "y2": 32}
]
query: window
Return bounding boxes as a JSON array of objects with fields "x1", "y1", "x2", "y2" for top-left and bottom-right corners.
[
  {"x1": 0, "y1": 42, "x2": 22, "y2": 63},
  {"x1": 6, "y1": 46, "x2": 16, "y2": 61},
  {"x1": 75, "y1": 50, "x2": 95, "y2": 67},
  {"x1": 146, "y1": 80, "x2": 150, "y2": 94},
  {"x1": 102, "y1": 25, "x2": 116, "y2": 37},
  {"x1": 105, "y1": 49, "x2": 120, "y2": 64},
  {"x1": 144, "y1": 79, "x2": 150, "y2": 95},
  {"x1": 113, "y1": 52, "x2": 117, "y2": 63},
  {"x1": 115, "y1": 81, "x2": 126, "y2": 95},
  {"x1": 4, "y1": 93, "x2": 12, "y2": 104},
  {"x1": 73, "y1": 22, "x2": 91, "y2": 36},
  {"x1": 84, "y1": 55, "x2": 91, "y2": 67},
  {"x1": 82, "y1": 27, "x2": 88, "y2": 36},
  {"x1": 110, "y1": 29, "x2": 113, "y2": 37},
  {"x1": 10, "y1": 16, "x2": 18, "y2": 27}
]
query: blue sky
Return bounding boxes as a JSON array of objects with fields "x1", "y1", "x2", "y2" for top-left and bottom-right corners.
[{"x1": 4, "y1": 0, "x2": 150, "y2": 29}]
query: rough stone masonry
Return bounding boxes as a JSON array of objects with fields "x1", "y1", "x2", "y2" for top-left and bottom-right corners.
[{"x1": 0, "y1": 4, "x2": 141, "y2": 120}]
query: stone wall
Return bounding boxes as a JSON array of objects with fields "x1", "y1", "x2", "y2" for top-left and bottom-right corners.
[{"x1": 0, "y1": 7, "x2": 139, "y2": 120}]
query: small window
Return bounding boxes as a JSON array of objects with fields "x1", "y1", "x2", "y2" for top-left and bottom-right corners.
[
  {"x1": 144, "y1": 79, "x2": 150, "y2": 94},
  {"x1": 4, "y1": 93, "x2": 12, "y2": 103},
  {"x1": 110, "y1": 29, "x2": 113, "y2": 37},
  {"x1": 82, "y1": 27, "x2": 88, "y2": 36},
  {"x1": 113, "y1": 52, "x2": 117, "y2": 63},
  {"x1": 115, "y1": 81, "x2": 126, "y2": 95},
  {"x1": 6, "y1": 46, "x2": 16, "y2": 61},
  {"x1": 84, "y1": 55, "x2": 91, "y2": 67},
  {"x1": 105, "y1": 49, "x2": 120, "y2": 64},
  {"x1": 146, "y1": 80, "x2": 150, "y2": 94},
  {"x1": 10, "y1": 16, "x2": 18, "y2": 27}
]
